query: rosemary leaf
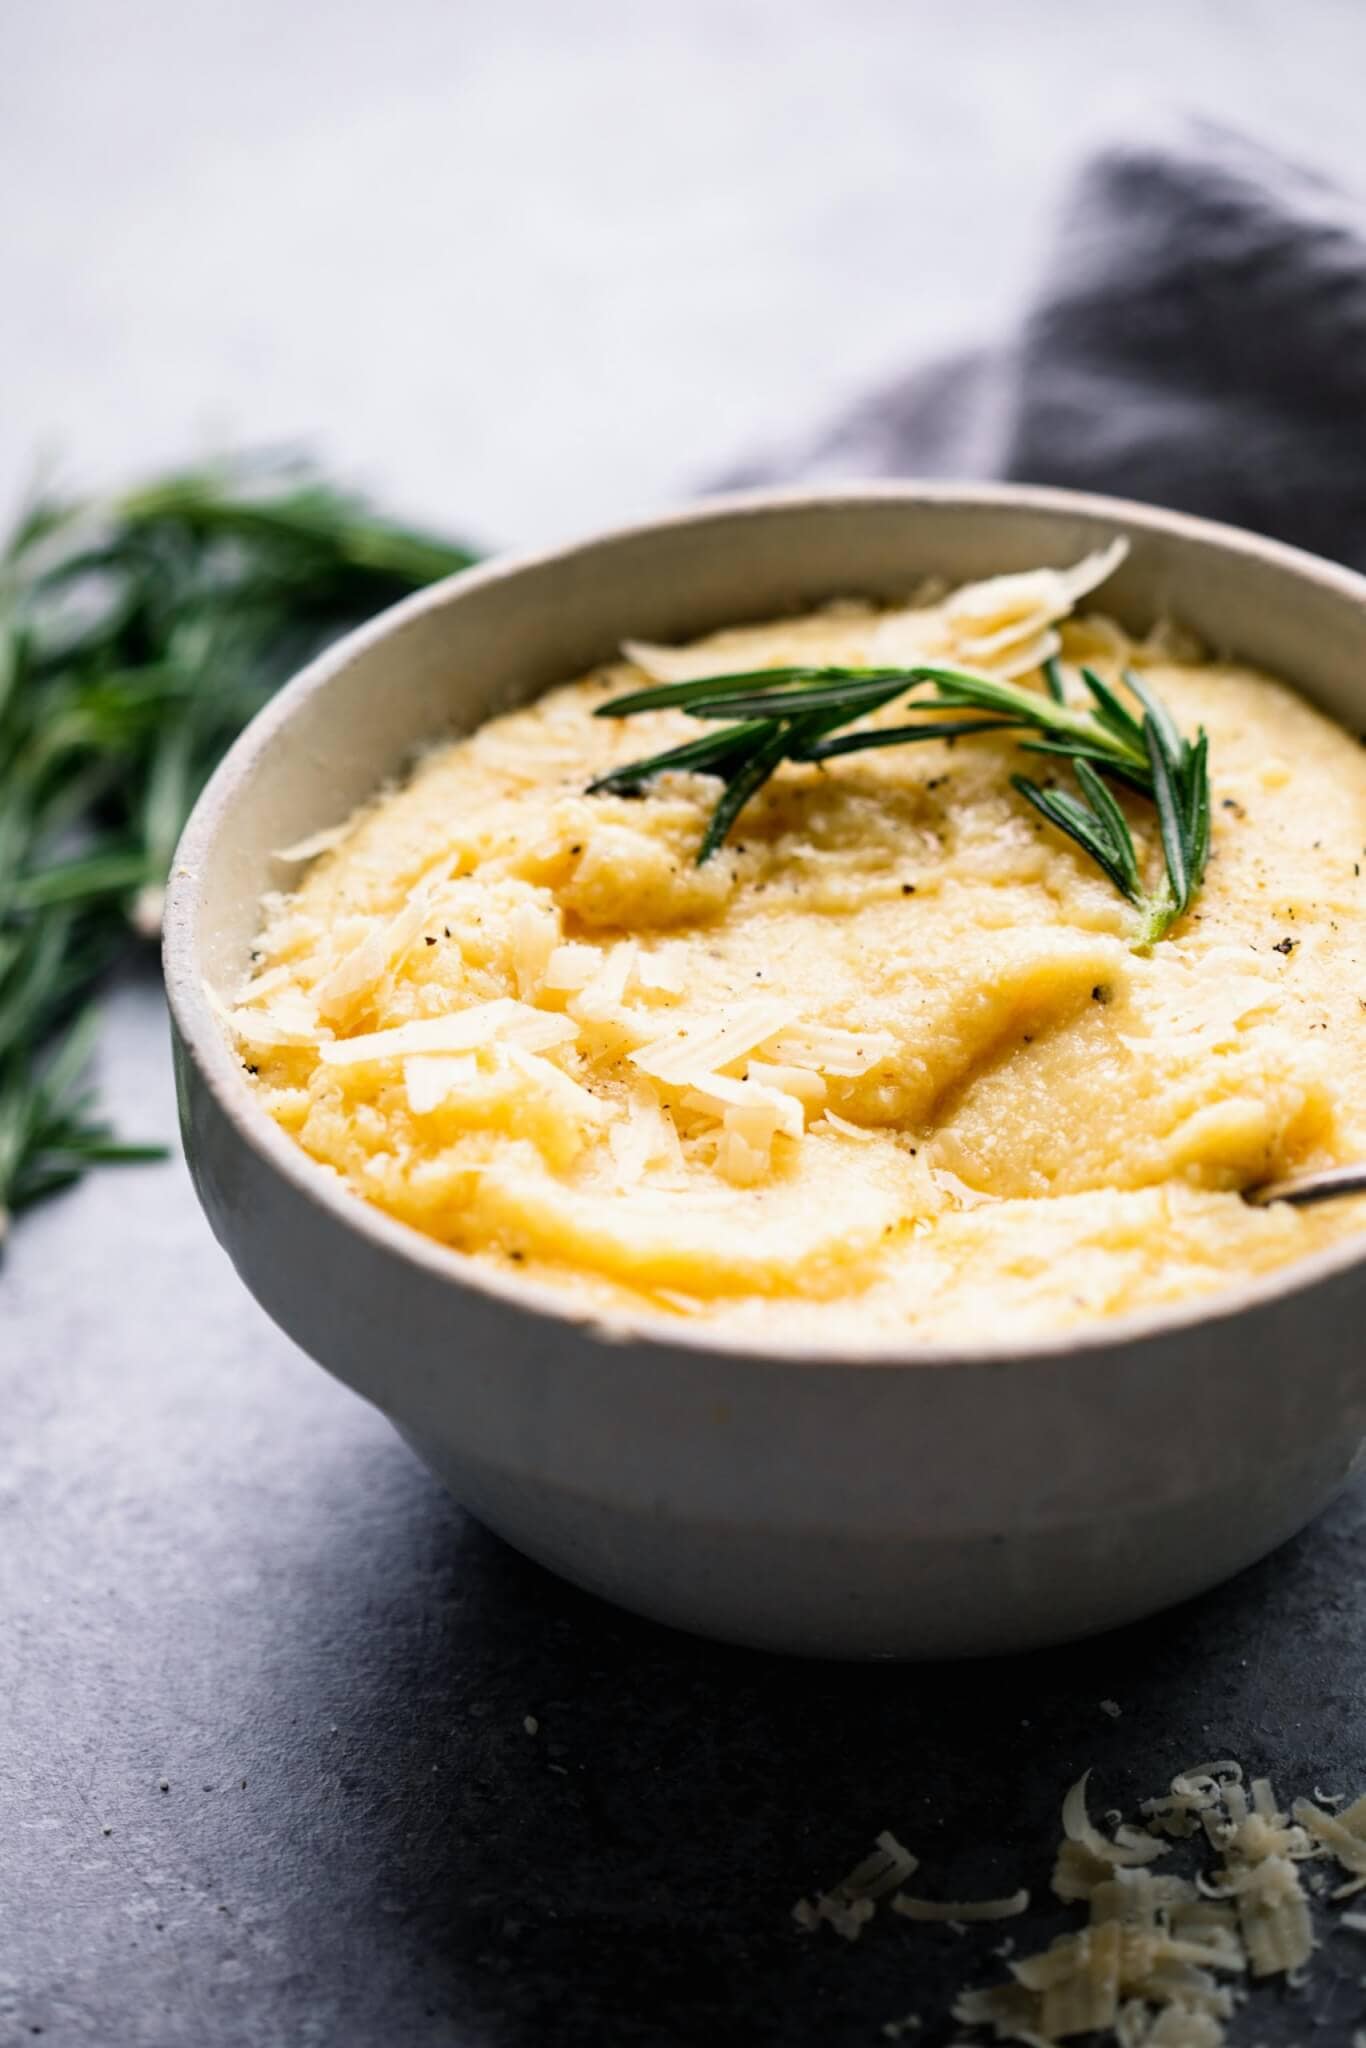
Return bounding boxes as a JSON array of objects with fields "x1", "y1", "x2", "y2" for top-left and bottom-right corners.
[
  {"x1": 696, "y1": 722, "x2": 798, "y2": 864},
  {"x1": 593, "y1": 664, "x2": 903, "y2": 719},
  {"x1": 1144, "y1": 717, "x2": 1190, "y2": 910},
  {"x1": 1186, "y1": 730, "x2": 1212, "y2": 890},
  {"x1": 12, "y1": 847, "x2": 152, "y2": 912},
  {"x1": 1013, "y1": 737, "x2": 1155, "y2": 796},
  {"x1": 588, "y1": 718, "x2": 774, "y2": 794},
  {"x1": 680, "y1": 677, "x2": 912, "y2": 722},
  {"x1": 1073, "y1": 758, "x2": 1143, "y2": 901},
  {"x1": 1012, "y1": 774, "x2": 1142, "y2": 904},
  {"x1": 1080, "y1": 664, "x2": 1146, "y2": 750},
  {"x1": 798, "y1": 716, "x2": 1024, "y2": 761},
  {"x1": 1122, "y1": 663, "x2": 1186, "y2": 765}
]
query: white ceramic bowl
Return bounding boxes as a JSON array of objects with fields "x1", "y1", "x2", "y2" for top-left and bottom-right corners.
[{"x1": 164, "y1": 483, "x2": 1366, "y2": 1658}]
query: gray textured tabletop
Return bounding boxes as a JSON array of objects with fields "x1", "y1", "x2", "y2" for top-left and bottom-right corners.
[{"x1": 6, "y1": 5, "x2": 1366, "y2": 2044}]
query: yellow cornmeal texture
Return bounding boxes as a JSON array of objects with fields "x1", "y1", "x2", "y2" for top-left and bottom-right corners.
[{"x1": 236, "y1": 575, "x2": 1366, "y2": 1343}]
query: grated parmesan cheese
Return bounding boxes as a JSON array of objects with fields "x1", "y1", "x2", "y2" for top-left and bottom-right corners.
[
  {"x1": 628, "y1": 999, "x2": 798, "y2": 1086},
  {"x1": 503, "y1": 1043, "x2": 609, "y2": 1125},
  {"x1": 793, "y1": 1831, "x2": 920, "y2": 1942},
  {"x1": 892, "y1": 1888, "x2": 1029, "y2": 1924},
  {"x1": 634, "y1": 947, "x2": 687, "y2": 996},
  {"x1": 1293, "y1": 1793, "x2": 1366, "y2": 1897},
  {"x1": 508, "y1": 900, "x2": 561, "y2": 1000},
  {"x1": 403, "y1": 1043, "x2": 606, "y2": 1156},
  {"x1": 404, "y1": 1053, "x2": 479, "y2": 1114},
  {"x1": 872, "y1": 539, "x2": 1130, "y2": 678},
  {"x1": 744, "y1": 1060, "x2": 828, "y2": 1113},
  {"x1": 761, "y1": 1022, "x2": 896, "y2": 1078},
  {"x1": 815, "y1": 1109, "x2": 877, "y2": 1141},
  {"x1": 317, "y1": 999, "x2": 578, "y2": 1068},
  {"x1": 271, "y1": 822, "x2": 351, "y2": 863},
  {"x1": 941, "y1": 539, "x2": 1131, "y2": 679},
  {"x1": 946, "y1": 1758, "x2": 1341, "y2": 2048},
  {"x1": 540, "y1": 941, "x2": 601, "y2": 993},
  {"x1": 569, "y1": 939, "x2": 639, "y2": 1022},
  {"x1": 1224, "y1": 1853, "x2": 1314, "y2": 1977},
  {"x1": 224, "y1": 1001, "x2": 326, "y2": 1052},
  {"x1": 607, "y1": 1084, "x2": 687, "y2": 1187},
  {"x1": 234, "y1": 961, "x2": 303, "y2": 1006},
  {"x1": 680, "y1": 1074, "x2": 804, "y2": 1140},
  {"x1": 1062, "y1": 1772, "x2": 1168, "y2": 1871},
  {"x1": 313, "y1": 880, "x2": 439, "y2": 1027}
]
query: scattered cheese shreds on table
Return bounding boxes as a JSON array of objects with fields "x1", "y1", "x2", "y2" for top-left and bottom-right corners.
[
  {"x1": 892, "y1": 1888, "x2": 1030, "y2": 1925},
  {"x1": 1294, "y1": 1792, "x2": 1366, "y2": 1897},
  {"x1": 796, "y1": 1757, "x2": 1366, "y2": 2046},
  {"x1": 1061, "y1": 1770, "x2": 1169, "y2": 1870},
  {"x1": 792, "y1": 1830, "x2": 920, "y2": 1941},
  {"x1": 793, "y1": 1833, "x2": 1022, "y2": 1947}
]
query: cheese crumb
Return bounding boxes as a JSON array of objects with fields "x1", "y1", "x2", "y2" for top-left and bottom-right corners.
[
  {"x1": 793, "y1": 1831, "x2": 920, "y2": 1942},
  {"x1": 892, "y1": 1888, "x2": 1029, "y2": 1924}
]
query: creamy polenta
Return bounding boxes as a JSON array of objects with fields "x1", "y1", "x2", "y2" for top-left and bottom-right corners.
[{"x1": 231, "y1": 554, "x2": 1366, "y2": 1344}]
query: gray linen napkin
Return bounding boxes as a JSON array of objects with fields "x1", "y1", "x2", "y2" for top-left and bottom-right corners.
[{"x1": 728, "y1": 122, "x2": 1366, "y2": 572}]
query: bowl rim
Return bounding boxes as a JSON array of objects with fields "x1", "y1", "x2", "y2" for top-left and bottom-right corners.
[{"x1": 164, "y1": 478, "x2": 1366, "y2": 1371}]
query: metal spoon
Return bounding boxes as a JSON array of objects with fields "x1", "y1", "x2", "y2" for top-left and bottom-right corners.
[{"x1": 1244, "y1": 1164, "x2": 1366, "y2": 1209}]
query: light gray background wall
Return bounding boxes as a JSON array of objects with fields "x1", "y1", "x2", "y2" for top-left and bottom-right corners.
[{"x1": 5, "y1": 0, "x2": 1366, "y2": 551}]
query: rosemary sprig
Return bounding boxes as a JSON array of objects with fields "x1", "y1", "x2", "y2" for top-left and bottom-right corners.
[
  {"x1": 0, "y1": 1007, "x2": 165, "y2": 1238},
  {"x1": 591, "y1": 654, "x2": 1211, "y2": 946},
  {"x1": 1, "y1": 451, "x2": 478, "y2": 1245}
]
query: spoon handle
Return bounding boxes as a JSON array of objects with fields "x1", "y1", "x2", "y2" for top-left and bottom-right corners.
[{"x1": 1244, "y1": 1163, "x2": 1366, "y2": 1209}]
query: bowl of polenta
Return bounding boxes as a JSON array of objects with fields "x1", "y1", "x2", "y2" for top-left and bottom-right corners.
[{"x1": 164, "y1": 483, "x2": 1366, "y2": 1657}]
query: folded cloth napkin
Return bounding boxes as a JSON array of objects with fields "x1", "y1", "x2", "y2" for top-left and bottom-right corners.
[{"x1": 728, "y1": 122, "x2": 1366, "y2": 572}]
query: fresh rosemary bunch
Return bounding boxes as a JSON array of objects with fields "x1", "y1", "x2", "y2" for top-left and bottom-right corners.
[
  {"x1": 0, "y1": 453, "x2": 478, "y2": 1243},
  {"x1": 591, "y1": 652, "x2": 1211, "y2": 945}
]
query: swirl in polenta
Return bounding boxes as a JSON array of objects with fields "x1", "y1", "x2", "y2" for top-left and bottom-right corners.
[{"x1": 230, "y1": 554, "x2": 1365, "y2": 1343}]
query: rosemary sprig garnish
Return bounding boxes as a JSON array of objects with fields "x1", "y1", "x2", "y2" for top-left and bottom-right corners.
[
  {"x1": 1, "y1": 451, "x2": 478, "y2": 1246},
  {"x1": 591, "y1": 653, "x2": 1211, "y2": 947}
]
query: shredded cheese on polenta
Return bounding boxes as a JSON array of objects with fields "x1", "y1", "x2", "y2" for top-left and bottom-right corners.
[{"x1": 231, "y1": 555, "x2": 1365, "y2": 1337}]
